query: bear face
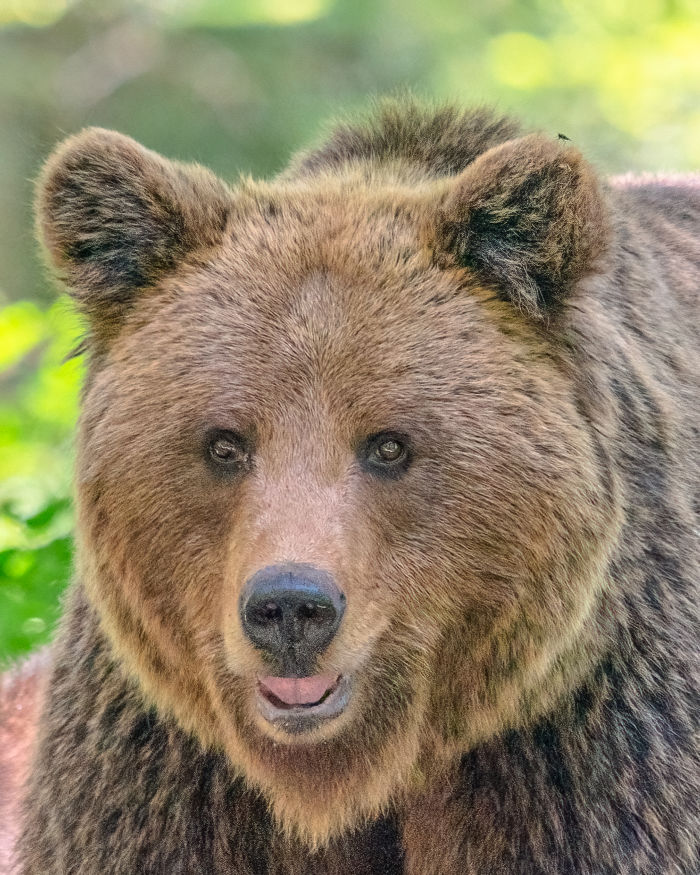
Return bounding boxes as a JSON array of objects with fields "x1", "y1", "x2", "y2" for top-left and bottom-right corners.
[{"x1": 36, "y1": 115, "x2": 621, "y2": 846}]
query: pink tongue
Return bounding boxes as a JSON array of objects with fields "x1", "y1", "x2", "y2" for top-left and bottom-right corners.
[{"x1": 259, "y1": 674, "x2": 338, "y2": 705}]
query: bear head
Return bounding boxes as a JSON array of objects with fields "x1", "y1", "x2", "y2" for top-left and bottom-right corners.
[{"x1": 36, "y1": 105, "x2": 620, "y2": 847}]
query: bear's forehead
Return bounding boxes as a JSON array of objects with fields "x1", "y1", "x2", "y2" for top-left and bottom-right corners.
[
  {"x1": 107, "y1": 240, "x2": 506, "y2": 439},
  {"x1": 222, "y1": 177, "x2": 437, "y2": 275},
  {"x1": 104, "y1": 182, "x2": 520, "y2": 433},
  {"x1": 149, "y1": 263, "x2": 472, "y2": 397},
  {"x1": 144, "y1": 186, "x2": 486, "y2": 383}
]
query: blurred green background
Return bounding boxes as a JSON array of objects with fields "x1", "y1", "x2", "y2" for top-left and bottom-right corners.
[{"x1": 1, "y1": 0, "x2": 699, "y2": 665}]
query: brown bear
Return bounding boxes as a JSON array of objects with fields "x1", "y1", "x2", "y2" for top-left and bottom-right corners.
[{"x1": 3, "y1": 99, "x2": 699, "y2": 873}]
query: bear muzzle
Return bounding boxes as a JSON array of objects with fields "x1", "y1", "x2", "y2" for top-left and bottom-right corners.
[{"x1": 239, "y1": 563, "x2": 352, "y2": 733}]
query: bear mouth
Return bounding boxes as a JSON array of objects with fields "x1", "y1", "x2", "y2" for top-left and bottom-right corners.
[{"x1": 255, "y1": 673, "x2": 351, "y2": 734}]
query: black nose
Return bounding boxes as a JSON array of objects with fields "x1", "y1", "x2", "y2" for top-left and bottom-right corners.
[{"x1": 239, "y1": 563, "x2": 346, "y2": 673}]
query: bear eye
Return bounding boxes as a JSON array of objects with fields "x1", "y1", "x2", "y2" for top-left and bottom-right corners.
[
  {"x1": 206, "y1": 430, "x2": 250, "y2": 471},
  {"x1": 374, "y1": 438, "x2": 403, "y2": 462},
  {"x1": 362, "y1": 432, "x2": 411, "y2": 477}
]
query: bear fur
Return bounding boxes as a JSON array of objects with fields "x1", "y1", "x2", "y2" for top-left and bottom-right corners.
[{"x1": 6, "y1": 100, "x2": 700, "y2": 873}]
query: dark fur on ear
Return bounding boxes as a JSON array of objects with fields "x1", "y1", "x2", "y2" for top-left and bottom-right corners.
[
  {"x1": 434, "y1": 134, "x2": 612, "y2": 318},
  {"x1": 36, "y1": 128, "x2": 232, "y2": 335}
]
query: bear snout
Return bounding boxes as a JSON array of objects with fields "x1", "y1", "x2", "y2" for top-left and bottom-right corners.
[{"x1": 239, "y1": 562, "x2": 346, "y2": 675}]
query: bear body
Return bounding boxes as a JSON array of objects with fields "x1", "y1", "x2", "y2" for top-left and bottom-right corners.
[{"x1": 7, "y1": 102, "x2": 700, "y2": 873}]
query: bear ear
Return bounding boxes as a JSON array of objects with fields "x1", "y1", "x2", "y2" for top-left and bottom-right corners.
[
  {"x1": 432, "y1": 133, "x2": 611, "y2": 319},
  {"x1": 36, "y1": 128, "x2": 232, "y2": 337}
]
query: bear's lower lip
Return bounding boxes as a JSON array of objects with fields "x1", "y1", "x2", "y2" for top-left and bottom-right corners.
[{"x1": 255, "y1": 674, "x2": 351, "y2": 734}]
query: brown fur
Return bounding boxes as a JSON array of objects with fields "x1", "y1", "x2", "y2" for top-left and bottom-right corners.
[{"x1": 4, "y1": 99, "x2": 699, "y2": 873}]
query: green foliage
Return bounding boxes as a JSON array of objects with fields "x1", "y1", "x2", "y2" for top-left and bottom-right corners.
[
  {"x1": 0, "y1": 501, "x2": 72, "y2": 665},
  {"x1": 0, "y1": 0, "x2": 698, "y2": 662},
  {"x1": 0, "y1": 300, "x2": 81, "y2": 664}
]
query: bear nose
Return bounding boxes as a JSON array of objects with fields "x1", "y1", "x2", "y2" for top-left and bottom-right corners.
[{"x1": 239, "y1": 563, "x2": 346, "y2": 672}]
